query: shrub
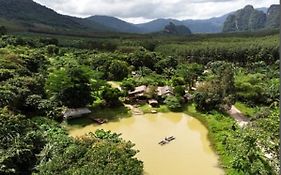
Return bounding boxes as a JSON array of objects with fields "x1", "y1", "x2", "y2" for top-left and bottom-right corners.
[{"x1": 164, "y1": 95, "x2": 182, "y2": 111}]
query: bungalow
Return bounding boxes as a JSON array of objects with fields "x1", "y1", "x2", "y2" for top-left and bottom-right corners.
[
  {"x1": 63, "y1": 108, "x2": 91, "y2": 120},
  {"x1": 128, "y1": 85, "x2": 174, "y2": 99},
  {"x1": 157, "y1": 86, "x2": 174, "y2": 97},
  {"x1": 148, "y1": 99, "x2": 159, "y2": 107},
  {"x1": 128, "y1": 85, "x2": 147, "y2": 97}
]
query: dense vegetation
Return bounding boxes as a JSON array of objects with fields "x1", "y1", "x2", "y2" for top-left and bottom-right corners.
[
  {"x1": 0, "y1": 109, "x2": 142, "y2": 174},
  {"x1": 0, "y1": 30, "x2": 279, "y2": 174},
  {"x1": 0, "y1": 35, "x2": 142, "y2": 174}
]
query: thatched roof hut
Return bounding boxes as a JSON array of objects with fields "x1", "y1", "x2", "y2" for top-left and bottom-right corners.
[
  {"x1": 148, "y1": 99, "x2": 159, "y2": 107},
  {"x1": 157, "y1": 86, "x2": 173, "y2": 96},
  {"x1": 128, "y1": 85, "x2": 147, "y2": 97}
]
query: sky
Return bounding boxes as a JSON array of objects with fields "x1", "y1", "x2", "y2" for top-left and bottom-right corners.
[{"x1": 33, "y1": 0, "x2": 279, "y2": 24}]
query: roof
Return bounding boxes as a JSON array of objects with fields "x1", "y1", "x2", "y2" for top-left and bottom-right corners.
[
  {"x1": 148, "y1": 99, "x2": 158, "y2": 104},
  {"x1": 128, "y1": 85, "x2": 174, "y2": 97},
  {"x1": 128, "y1": 85, "x2": 147, "y2": 95},
  {"x1": 63, "y1": 108, "x2": 91, "y2": 119},
  {"x1": 157, "y1": 86, "x2": 173, "y2": 96},
  {"x1": 184, "y1": 93, "x2": 193, "y2": 100}
]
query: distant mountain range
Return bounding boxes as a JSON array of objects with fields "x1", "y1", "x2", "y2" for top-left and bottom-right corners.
[
  {"x1": 0, "y1": 0, "x2": 278, "y2": 35},
  {"x1": 223, "y1": 5, "x2": 280, "y2": 32},
  {"x1": 135, "y1": 15, "x2": 229, "y2": 34},
  {"x1": 86, "y1": 12, "x2": 231, "y2": 34},
  {"x1": 84, "y1": 16, "x2": 225, "y2": 34}
]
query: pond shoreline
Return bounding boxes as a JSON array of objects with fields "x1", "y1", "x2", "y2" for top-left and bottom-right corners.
[{"x1": 67, "y1": 106, "x2": 224, "y2": 175}]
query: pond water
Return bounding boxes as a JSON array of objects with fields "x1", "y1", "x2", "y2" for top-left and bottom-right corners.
[{"x1": 68, "y1": 112, "x2": 224, "y2": 175}]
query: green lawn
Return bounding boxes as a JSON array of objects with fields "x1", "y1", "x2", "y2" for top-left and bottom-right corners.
[
  {"x1": 234, "y1": 102, "x2": 258, "y2": 118},
  {"x1": 92, "y1": 105, "x2": 131, "y2": 119},
  {"x1": 139, "y1": 104, "x2": 170, "y2": 114}
]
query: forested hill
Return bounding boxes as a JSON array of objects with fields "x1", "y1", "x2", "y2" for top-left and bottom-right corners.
[
  {"x1": 162, "y1": 22, "x2": 192, "y2": 35},
  {"x1": 223, "y1": 4, "x2": 280, "y2": 32},
  {"x1": 86, "y1": 15, "x2": 142, "y2": 33},
  {"x1": 266, "y1": 5, "x2": 280, "y2": 28},
  {"x1": 0, "y1": 0, "x2": 114, "y2": 34}
]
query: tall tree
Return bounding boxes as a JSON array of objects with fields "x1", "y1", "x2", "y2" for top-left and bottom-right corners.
[{"x1": 45, "y1": 66, "x2": 93, "y2": 108}]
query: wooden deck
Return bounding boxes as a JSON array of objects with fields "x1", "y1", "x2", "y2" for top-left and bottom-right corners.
[{"x1": 89, "y1": 116, "x2": 108, "y2": 124}]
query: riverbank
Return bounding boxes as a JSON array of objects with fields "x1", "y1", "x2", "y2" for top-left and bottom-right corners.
[
  {"x1": 65, "y1": 105, "x2": 131, "y2": 129},
  {"x1": 68, "y1": 111, "x2": 224, "y2": 175},
  {"x1": 138, "y1": 102, "x2": 246, "y2": 174},
  {"x1": 64, "y1": 102, "x2": 248, "y2": 174},
  {"x1": 139, "y1": 104, "x2": 170, "y2": 113},
  {"x1": 184, "y1": 104, "x2": 243, "y2": 174}
]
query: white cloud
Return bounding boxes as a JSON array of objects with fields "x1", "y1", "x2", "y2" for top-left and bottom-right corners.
[{"x1": 34, "y1": 0, "x2": 279, "y2": 23}]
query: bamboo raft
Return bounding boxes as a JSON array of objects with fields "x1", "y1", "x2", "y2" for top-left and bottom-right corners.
[{"x1": 158, "y1": 136, "x2": 176, "y2": 145}]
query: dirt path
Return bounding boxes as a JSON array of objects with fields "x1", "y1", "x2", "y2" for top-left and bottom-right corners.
[{"x1": 228, "y1": 105, "x2": 250, "y2": 127}]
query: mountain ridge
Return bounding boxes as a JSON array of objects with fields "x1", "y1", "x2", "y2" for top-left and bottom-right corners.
[
  {"x1": 0, "y1": 0, "x2": 276, "y2": 35},
  {"x1": 223, "y1": 4, "x2": 280, "y2": 32},
  {"x1": 134, "y1": 7, "x2": 268, "y2": 33},
  {"x1": 0, "y1": 0, "x2": 115, "y2": 34},
  {"x1": 86, "y1": 15, "x2": 141, "y2": 33}
]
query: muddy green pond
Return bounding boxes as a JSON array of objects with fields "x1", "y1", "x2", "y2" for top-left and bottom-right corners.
[{"x1": 68, "y1": 112, "x2": 224, "y2": 175}]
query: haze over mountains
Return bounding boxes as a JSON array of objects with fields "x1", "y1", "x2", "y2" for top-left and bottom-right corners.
[{"x1": 0, "y1": 0, "x2": 279, "y2": 35}]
